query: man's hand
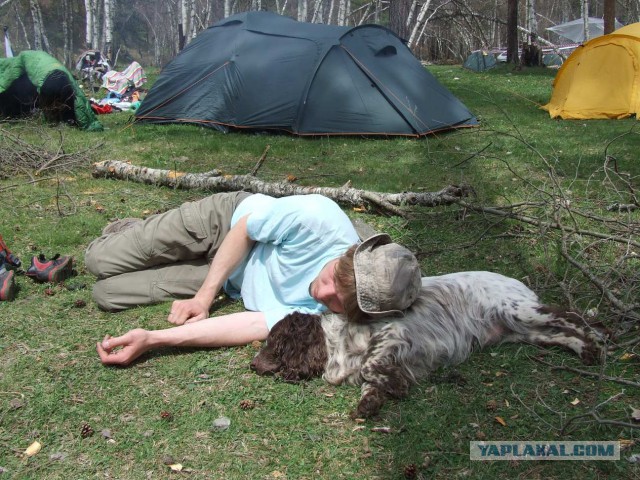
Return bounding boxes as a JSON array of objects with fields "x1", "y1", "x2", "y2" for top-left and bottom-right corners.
[
  {"x1": 168, "y1": 298, "x2": 209, "y2": 325},
  {"x1": 96, "y1": 329, "x2": 151, "y2": 366}
]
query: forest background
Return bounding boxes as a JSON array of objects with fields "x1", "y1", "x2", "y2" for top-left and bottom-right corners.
[{"x1": 1, "y1": 0, "x2": 639, "y2": 72}]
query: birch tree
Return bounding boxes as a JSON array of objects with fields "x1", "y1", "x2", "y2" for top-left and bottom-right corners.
[
  {"x1": 298, "y1": 0, "x2": 308, "y2": 22},
  {"x1": 29, "y1": 0, "x2": 50, "y2": 52},
  {"x1": 581, "y1": 0, "x2": 589, "y2": 41},
  {"x1": 104, "y1": 0, "x2": 113, "y2": 60},
  {"x1": 407, "y1": 0, "x2": 432, "y2": 49}
]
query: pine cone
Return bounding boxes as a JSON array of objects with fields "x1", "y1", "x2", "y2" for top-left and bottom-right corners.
[
  {"x1": 80, "y1": 422, "x2": 94, "y2": 438},
  {"x1": 403, "y1": 463, "x2": 417, "y2": 479},
  {"x1": 239, "y1": 399, "x2": 255, "y2": 410},
  {"x1": 486, "y1": 399, "x2": 498, "y2": 411},
  {"x1": 74, "y1": 299, "x2": 87, "y2": 308}
]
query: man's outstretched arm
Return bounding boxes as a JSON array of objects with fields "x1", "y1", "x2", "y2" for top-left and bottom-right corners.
[
  {"x1": 97, "y1": 311, "x2": 268, "y2": 366},
  {"x1": 168, "y1": 214, "x2": 255, "y2": 325}
]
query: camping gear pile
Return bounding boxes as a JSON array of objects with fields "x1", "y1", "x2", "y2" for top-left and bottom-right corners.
[
  {"x1": 75, "y1": 49, "x2": 110, "y2": 89},
  {"x1": 89, "y1": 61, "x2": 147, "y2": 114},
  {"x1": 0, "y1": 50, "x2": 103, "y2": 130},
  {"x1": 135, "y1": 11, "x2": 476, "y2": 137}
]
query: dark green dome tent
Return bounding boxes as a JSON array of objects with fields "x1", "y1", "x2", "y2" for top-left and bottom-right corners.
[
  {"x1": 0, "y1": 50, "x2": 102, "y2": 131},
  {"x1": 135, "y1": 11, "x2": 477, "y2": 136}
]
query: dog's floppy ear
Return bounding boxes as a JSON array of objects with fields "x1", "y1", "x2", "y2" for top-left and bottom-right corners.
[
  {"x1": 252, "y1": 312, "x2": 327, "y2": 381},
  {"x1": 277, "y1": 313, "x2": 327, "y2": 381}
]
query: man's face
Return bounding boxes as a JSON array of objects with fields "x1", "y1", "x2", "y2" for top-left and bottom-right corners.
[{"x1": 309, "y1": 259, "x2": 345, "y2": 313}]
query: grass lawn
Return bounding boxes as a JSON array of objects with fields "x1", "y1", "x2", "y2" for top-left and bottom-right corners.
[{"x1": 0, "y1": 64, "x2": 639, "y2": 479}]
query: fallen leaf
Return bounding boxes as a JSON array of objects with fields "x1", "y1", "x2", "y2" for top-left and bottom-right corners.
[
  {"x1": 24, "y1": 441, "x2": 42, "y2": 457},
  {"x1": 169, "y1": 463, "x2": 183, "y2": 472},
  {"x1": 9, "y1": 398, "x2": 24, "y2": 410},
  {"x1": 631, "y1": 407, "x2": 640, "y2": 422},
  {"x1": 495, "y1": 371, "x2": 507, "y2": 377},
  {"x1": 352, "y1": 426, "x2": 365, "y2": 432},
  {"x1": 286, "y1": 174, "x2": 297, "y2": 182},
  {"x1": 620, "y1": 353, "x2": 636, "y2": 361},
  {"x1": 620, "y1": 439, "x2": 635, "y2": 449},
  {"x1": 494, "y1": 416, "x2": 507, "y2": 427},
  {"x1": 570, "y1": 398, "x2": 581, "y2": 406},
  {"x1": 353, "y1": 207, "x2": 366, "y2": 213}
]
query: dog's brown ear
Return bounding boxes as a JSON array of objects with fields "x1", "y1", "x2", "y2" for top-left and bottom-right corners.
[{"x1": 278, "y1": 313, "x2": 327, "y2": 380}]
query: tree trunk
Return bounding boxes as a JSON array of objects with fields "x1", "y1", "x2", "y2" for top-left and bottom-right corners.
[
  {"x1": 84, "y1": 0, "x2": 94, "y2": 48},
  {"x1": 298, "y1": 0, "x2": 308, "y2": 21},
  {"x1": 104, "y1": 0, "x2": 113, "y2": 60},
  {"x1": 506, "y1": 0, "x2": 519, "y2": 64},
  {"x1": 62, "y1": 0, "x2": 72, "y2": 68},
  {"x1": 389, "y1": 0, "x2": 411, "y2": 39},
  {"x1": 407, "y1": 0, "x2": 432, "y2": 49},
  {"x1": 603, "y1": 0, "x2": 615, "y2": 35},
  {"x1": 337, "y1": 0, "x2": 347, "y2": 25},
  {"x1": 581, "y1": 0, "x2": 589, "y2": 41},
  {"x1": 14, "y1": 2, "x2": 32, "y2": 50},
  {"x1": 29, "y1": 0, "x2": 42, "y2": 50},
  {"x1": 92, "y1": 160, "x2": 472, "y2": 213}
]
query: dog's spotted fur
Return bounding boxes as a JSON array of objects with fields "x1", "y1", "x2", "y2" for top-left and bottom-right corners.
[{"x1": 251, "y1": 271, "x2": 603, "y2": 418}]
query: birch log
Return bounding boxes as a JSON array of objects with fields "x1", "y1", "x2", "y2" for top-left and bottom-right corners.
[{"x1": 92, "y1": 160, "x2": 472, "y2": 212}]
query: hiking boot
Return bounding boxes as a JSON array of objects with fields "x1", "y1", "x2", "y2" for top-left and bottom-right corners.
[
  {"x1": 0, "y1": 265, "x2": 16, "y2": 301},
  {"x1": 0, "y1": 234, "x2": 21, "y2": 268},
  {"x1": 102, "y1": 217, "x2": 142, "y2": 236},
  {"x1": 26, "y1": 254, "x2": 74, "y2": 283}
]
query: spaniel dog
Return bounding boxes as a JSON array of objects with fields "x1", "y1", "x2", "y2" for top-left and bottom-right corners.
[{"x1": 251, "y1": 271, "x2": 603, "y2": 418}]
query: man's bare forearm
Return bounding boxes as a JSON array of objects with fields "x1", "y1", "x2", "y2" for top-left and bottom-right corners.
[{"x1": 150, "y1": 311, "x2": 269, "y2": 348}]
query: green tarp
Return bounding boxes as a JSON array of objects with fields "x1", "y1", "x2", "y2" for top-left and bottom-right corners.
[
  {"x1": 0, "y1": 50, "x2": 102, "y2": 131},
  {"x1": 136, "y1": 11, "x2": 477, "y2": 137}
]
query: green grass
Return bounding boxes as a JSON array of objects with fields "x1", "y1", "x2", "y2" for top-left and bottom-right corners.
[{"x1": 1, "y1": 64, "x2": 639, "y2": 479}]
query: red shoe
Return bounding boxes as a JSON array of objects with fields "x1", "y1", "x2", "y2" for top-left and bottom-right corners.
[
  {"x1": 0, "y1": 267, "x2": 16, "y2": 301},
  {"x1": 26, "y1": 254, "x2": 74, "y2": 283},
  {"x1": 0, "y1": 234, "x2": 21, "y2": 268}
]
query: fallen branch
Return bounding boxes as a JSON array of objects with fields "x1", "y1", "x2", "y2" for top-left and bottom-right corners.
[
  {"x1": 91, "y1": 160, "x2": 473, "y2": 211},
  {"x1": 531, "y1": 357, "x2": 640, "y2": 388}
]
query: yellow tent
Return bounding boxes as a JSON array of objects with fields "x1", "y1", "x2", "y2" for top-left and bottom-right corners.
[{"x1": 542, "y1": 23, "x2": 640, "y2": 119}]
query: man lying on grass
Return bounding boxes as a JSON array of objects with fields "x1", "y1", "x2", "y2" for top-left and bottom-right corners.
[{"x1": 88, "y1": 192, "x2": 421, "y2": 366}]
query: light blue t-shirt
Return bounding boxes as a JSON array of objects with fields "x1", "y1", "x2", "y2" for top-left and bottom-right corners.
[{"x1": 224, "y1": 194, "x2": 359, "y2": 329}]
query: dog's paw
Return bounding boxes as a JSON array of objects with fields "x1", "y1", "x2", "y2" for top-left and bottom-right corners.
[
  {"x1": 352, "y1": 389, "x2": 386, "y2": 419},
  {"x1": 580, "y1": 342, "x2": 603, "y2": 365}
]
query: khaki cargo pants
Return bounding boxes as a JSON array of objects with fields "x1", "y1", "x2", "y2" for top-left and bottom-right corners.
[{"x1": 85, "y1": 191, "x2": 252, "y2": 311}]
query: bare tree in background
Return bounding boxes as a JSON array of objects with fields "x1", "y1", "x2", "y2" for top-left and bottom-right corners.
[
  {"x1": 29, "y1": 0, "x2": 50, "y2": 52},
  {"x1": 389, "y1": 0, "x2": 412, "y2": 39},
  {"x1": 506, "y1": 0, "x2": 518, "y2": 63},
  {"x1": 603, "y1": 0, "x2": 615, "y2": 34},
  {"x1": 103, "y1": 0, "x2": 113, "y2": 59},
  {"x1": 62, "y1": 0, "x2": 73, "y2": 67},
  {"x1": 582, "y1": 0, "x2": 589, "y2": 40}
]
